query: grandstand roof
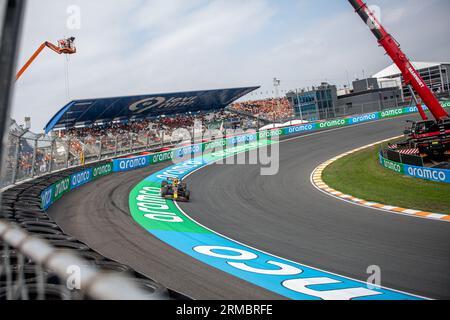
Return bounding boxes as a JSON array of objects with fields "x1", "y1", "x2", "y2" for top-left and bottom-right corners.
[{"x1": 44, "y1": 86, "x2": 259, "y2": 133}]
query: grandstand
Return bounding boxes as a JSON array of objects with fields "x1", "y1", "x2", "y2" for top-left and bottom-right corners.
[{"x1": 44, "y1": 87, "x2": 260, "y2": 133}]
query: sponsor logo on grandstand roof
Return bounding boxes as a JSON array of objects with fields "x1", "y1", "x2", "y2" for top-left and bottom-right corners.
[{"x1": 129, "y1": 96, "x2": 197, "y2": 114}]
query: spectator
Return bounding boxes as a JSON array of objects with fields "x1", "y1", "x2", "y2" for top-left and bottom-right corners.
[{"x1": 230, "y1": 98, "x2": 294, "y2": 122}]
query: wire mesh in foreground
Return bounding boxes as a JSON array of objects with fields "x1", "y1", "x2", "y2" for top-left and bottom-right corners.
[{"x1": 0, "y1": 219, "x2": 167, "y2": 300}]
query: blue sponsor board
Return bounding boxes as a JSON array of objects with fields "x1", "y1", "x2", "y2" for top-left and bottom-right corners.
[
  {"x1": 40, "y1": 185, "x2": 54, "y2": 210},
  {"x1": 349, "y1": 112, "x2": 379, "y2": 125},
  {"x1": 404, "y1": 164, "x2": 450, "y2": 184},
  {"x1": 113, "y1": 155, "x2": 150, "y2": 172},
  {"x1": 405, "y1": 105, "x2": 430, "y2": 113},
  {"x1": 70, "y1": 168, "x2": 93, "y2": 189},
  {"x1": 226, "y1": 133, "x2": 258, "y2": 146},
  {"x1": 283, "y1": 123, "x2": 315, "y2": 135},
  {"x1": 174, "y1": 144, "x2": 203, "y2": 159}
]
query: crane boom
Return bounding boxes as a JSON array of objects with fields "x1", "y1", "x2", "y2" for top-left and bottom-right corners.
[
  {"x1": 348, "y1": 0, "x2": 448, "y2": 122},
  {"x1": 15, "y1": 37, "x2": 76, "y2": 81}
]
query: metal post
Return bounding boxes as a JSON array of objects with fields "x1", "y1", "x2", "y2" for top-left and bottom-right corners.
[
  {"x1": 129, "y1": 134, "x2": 133, "y2": 153},
  {"x1": 48, "y1": 138, "x2": 55, "y2": 173},
  {"x1": 98, "y1": 139, "x2": 103, "y2": 160},
  {"x1": 114, "y1": 136, "x2": 118, "y2": 157},
  {"x1": 161, "y1": 131, "x2": 164, "y2": 148},
  {"x1": 65, "y1": 138, "x2": 71, "y2": 168},
  {"x1": 295, "y1": 89, "x2": 304, "y2": 122},
  {"x1": 11, "y1": 135, "x2": 20, "y2": 183},
  {"x1": 30, "y1": 137, "x2": 38, "y2": 177}
]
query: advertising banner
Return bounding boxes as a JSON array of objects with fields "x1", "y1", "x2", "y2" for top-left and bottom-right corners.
[
  {"x1": 404, "y1": 164, "x2": 450, "y2": 184},
  {"x1": 150, "y1": 150, "x2": 174, "y2": 165},
  {"x1": 317, "y1": 118, "x2": 349, "y2": 129},
  {"x1": 283, "y1": 123, "x2": 316, "y2": 135},
  {"x1": 349, "y1": 112, "x2": 379, "y2": 125},
  {"x1": 40, "y1": 186, "x2": 54, "y2": 210},
  {"x1": 258, "y1": 128, "x2": 284, "y2": 139},
  {"x1": 113, "y1": 155, "x2": 150, "y2": 172},
  {"x1": 226, "y1": 133, "x2": 258, "y2": 146},
  {"x1": 379, "y1": 153, "x2": 449, "y2": 184},
  {"x1": 203, "y1": 139, "x2": 227, "y2": 152},
  {"x1": 380, "y1": 108, "x2": 405, "y2": 118},
  {"x1": 93, "y1": 162, "x2": 113, "y2": 179},
  {"x1": 173, "y1": 144, "x2": 203, "y2": 159},
  {"x1": 53, "y1": 177, "x2": 71, "y2": 202},
  {"x1": 380, "y1": 155, "x2": 404, "y2": 174},
  {"x1": 70, "y1": 168, "x2": 93, "y2": 189}
]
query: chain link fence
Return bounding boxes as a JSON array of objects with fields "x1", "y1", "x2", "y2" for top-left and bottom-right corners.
[
  {"x1": 0, "y1": 113, "x2": 262, "y2": 190},
  {"x1": 0, "y1": 122, "x2": 165, "y2": 189}
]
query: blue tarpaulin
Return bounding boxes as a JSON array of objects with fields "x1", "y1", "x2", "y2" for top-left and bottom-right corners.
[{"x1": 44, "y1": 86, "x2": 259, "y2": 133}]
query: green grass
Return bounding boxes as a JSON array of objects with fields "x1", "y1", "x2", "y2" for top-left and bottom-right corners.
[{"x1": 322, "y1": 141, "x2": 450, "y2": 214}]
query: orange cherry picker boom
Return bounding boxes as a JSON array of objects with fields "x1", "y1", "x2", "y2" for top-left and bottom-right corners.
[
  {"x1": 15, "y1": 37, "x2": 76, "y2": 81},
  {"x1": 348, "y1": 0, "x2": 450, "y2": 159}
]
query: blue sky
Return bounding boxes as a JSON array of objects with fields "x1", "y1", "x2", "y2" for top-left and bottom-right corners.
[{"x1": 11, "y1": 0, "x2": 450, "y2": 131}]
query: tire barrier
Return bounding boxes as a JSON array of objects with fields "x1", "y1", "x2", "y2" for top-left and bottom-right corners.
[
  {"x1": 0, "y1": 219, "x2": 175, "y2": 300},
  {"x1": 379, "y1": 152, "x2": 450, "y2": 184},
  {"x1": 0, "y1": 163, "x2": 189, "y2": 300}
]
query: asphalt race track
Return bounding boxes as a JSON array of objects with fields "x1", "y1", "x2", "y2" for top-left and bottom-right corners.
[{"x1": 49, "y1": 115, "x2": 450, "y2": 300}]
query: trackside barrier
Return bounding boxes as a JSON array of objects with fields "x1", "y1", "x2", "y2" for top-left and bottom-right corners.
[
  {"x1": 41, "y1": 162, "x2": 113, "y2": 210},
  {"x1": 40, "y1": 103, "x2": 450, "y2": 209},
  {"x1": 379, "y1": 152, "x2": 450, "y2": 184}
]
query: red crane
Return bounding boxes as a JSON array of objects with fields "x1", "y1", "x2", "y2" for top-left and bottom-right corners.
[
  {"x1": 348, "y1": 0, "x2": 450, "y2": 158},
  {"x1": 15, "y1": 37, "x2": 76, "y2": 81}
]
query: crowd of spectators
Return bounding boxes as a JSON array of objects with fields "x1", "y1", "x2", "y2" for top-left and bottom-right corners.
[
  {"x1": 230, "y1": 98, "x2": 294, "y2": 122},
  {"x1": 48, "y1": 110, "x2": 245, "y2": 159},
  {"x1": 1, "y1": 136, "x2": 51, "y2": 186},
  {"x1": 1, "y1": 109, "x2": 260, "y2": 185},
  {"x1": 60, "y1": 110, "x2": 243, "y2": 141}
]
